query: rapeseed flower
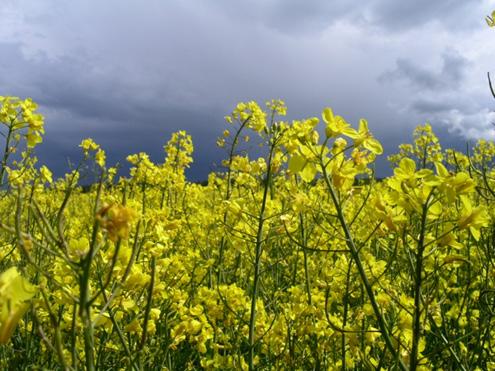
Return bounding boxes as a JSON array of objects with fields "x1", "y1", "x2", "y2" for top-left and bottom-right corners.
[{"x1": 0, "y1": 268, "x2": 36, "y2": 344}]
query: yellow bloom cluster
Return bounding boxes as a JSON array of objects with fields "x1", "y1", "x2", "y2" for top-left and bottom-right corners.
[
  {"x1": 96, "y1": 203, "x2": 136, "y2": 242},
  {"x1": 0, "y1": 97, "x2": 494, "y2": 370}
]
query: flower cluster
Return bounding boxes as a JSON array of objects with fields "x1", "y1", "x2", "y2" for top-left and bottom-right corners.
[{"x1": 0, "y1": 97, "x2": 493, "y2": 370}]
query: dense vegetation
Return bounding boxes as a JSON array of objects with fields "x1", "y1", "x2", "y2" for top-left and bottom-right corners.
[{"x1": 0, "y1": 96, "x2": 494, "y2": 370}]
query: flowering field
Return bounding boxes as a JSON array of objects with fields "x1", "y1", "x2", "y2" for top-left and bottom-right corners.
[{"x1": 0, "y1": 96, "x2": 494, "y2": 370}]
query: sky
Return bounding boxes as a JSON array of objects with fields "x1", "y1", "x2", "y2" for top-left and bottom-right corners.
[{"x1": 1, "y1": 0, "x2": 495, "y2": 180}]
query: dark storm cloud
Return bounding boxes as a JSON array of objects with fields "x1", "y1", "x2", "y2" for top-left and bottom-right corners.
[
  {"x1": 36, "y1": 106, "x2": 225, "y2": 182},
  {"x1": 0, "y1": 40, "x2": 226, "y2": 180},
  {"x1": 0, "y1": 42, "x2": 133, "y2": 123},
  {"x1": 0, "y1": 0, "x2": 494, "y2": 180}
]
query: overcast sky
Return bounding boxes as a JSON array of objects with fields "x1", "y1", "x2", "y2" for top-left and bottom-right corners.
[{"x1": 2, "y1": 0, "x2": 495, "y2": 180}]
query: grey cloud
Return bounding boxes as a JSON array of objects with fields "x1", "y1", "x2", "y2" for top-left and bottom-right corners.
[
  {"x1": 441, "y1": 49, "x2": 470, "y2": 82},
  {"x1": 208, "y1": 0, "x2": 349, "y2": 34},
  {"x1": 382, "y1": 59, "x2": 444, "y2": 89},
  {"x1": 366, "y1": 0, "x2": 482, "y2": 31},
  {"x1": 0, "y1": 1, "x2": 493, "y2": 181},
  {"x1": 379, "y1": 49, "x2": 469, "y2": 91},
  {"x1": 35, "y1": 103, "x2": 226, "y2": 182},
  {"x1": 0, "y1": 39, "x2": 225, "y2": 127},
  {"x1": 262, "y1": 0, "x2": 350, "y2": 33},
  {"x1": 210, "y1": 0, "x2": 485, "y2": 34},
  {"x1": 0, "y1": 41, "x2": 227, "y2": 181},
  {"x1": 410, "y1": 94, "x2": 475, "y2": 115},
  {"x1": 411, "y1": 99, "x2": 454, "y2": 114}
]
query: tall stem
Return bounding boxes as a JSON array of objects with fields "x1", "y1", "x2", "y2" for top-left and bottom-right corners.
[
  {"x1": 79, "y1": 173, "x2": 103, "y2": 371},
  {"x1": 217, "y1": 117, "x2": 250, "y2": 282},
  {"x1": 410, "y1": 201, "x2": 429, "y2": 370},
  {"x1": 321, "y1": 165, "x2": 408, "y2": 371},
  {"x1": 248, "y1": 142, "x2": 275, "y2": 371}
]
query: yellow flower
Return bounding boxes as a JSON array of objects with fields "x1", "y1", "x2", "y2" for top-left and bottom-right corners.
[
  {"x1": 266, "y1": 99, "x2": 287, "y2": 116},
  {"x1": 26, "y1": 131, "x2": 43, "y2": 148},
  {"x1": 232, "y1": 101, "x2": 267, "y2": 132},
  {"x1": 79, "y1": 138, "x2": 99, "y2": 153},
  {"x1": 95, "y1": 148, "x2": 106, "y2": 168},
  {"x1": 435, "y1": 162, "x2": 475, "y2": 203},
  {"x1": 216, "y1": 137, "x2": 225, "y2": 148},
  {"x1": 288, "y1": 154, "x2": 317, "y2": 183},
  {"x1": 0, "y1": 268, "x2": 36, "y2": 344},
  {"x1": 322, "y1": 107, "x2": 357, "y2": 138},
  {"x1": 486, "y1": 11, "x2": 495, "y2": 27},
  {"x1": 96, "y1": 204, "x2": 136, "y2": 242},
  {"x1": 124, "y1": 318, "x2": 142, "y2": 334},
  {"x1": 392, "y1": 157, "x2": 431, "y2": 187},
  {"x1": 331, "y1": 158, "x2": 357, "y2": 190},
  {"x1": 352, "y1": 119, "x2": 383, "y2": 154},
  {"x1": 458, "y1": 196, "x2": 489, "y2": 241},
  {"x1": 39, "y1": 165, "x2": 53, "y2": 184}
]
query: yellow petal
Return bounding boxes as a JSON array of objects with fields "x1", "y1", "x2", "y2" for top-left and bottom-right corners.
[
  {"x1": 300, "y1": 162, "x2": 317, "y2": 183},
  {"x1": 288, "y1": 154, "x2": 306, "y2": 173},
  {"x1": 364, "y1": 138, "x2": 383, "y2": 155},
  {"x1": 322, "y1": 107, "x2": 334, "y2": 124}
]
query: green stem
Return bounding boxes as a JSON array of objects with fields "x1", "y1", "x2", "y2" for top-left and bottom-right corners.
[
  {"x1": 217, "y1": 117, "x2": 251, "y2": 282},
  {"x1": 248, "y1": 141, "x2": 275, "y2": 371},
  {"x1": 79, "y1": 224, "x2": 98, "y2": 371},
  {"x1": 410, "y1": 201, "x2": 429, "y2": 370},
  {"x1": 341, "y1": 261, "x2": 353, "y2": 371},
  {"x1": 321, "y1": 165, "x2": 408, "y2": 371},
  {"x1": 79, "y1": 174, "x2": 104, "y2": 371}
]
